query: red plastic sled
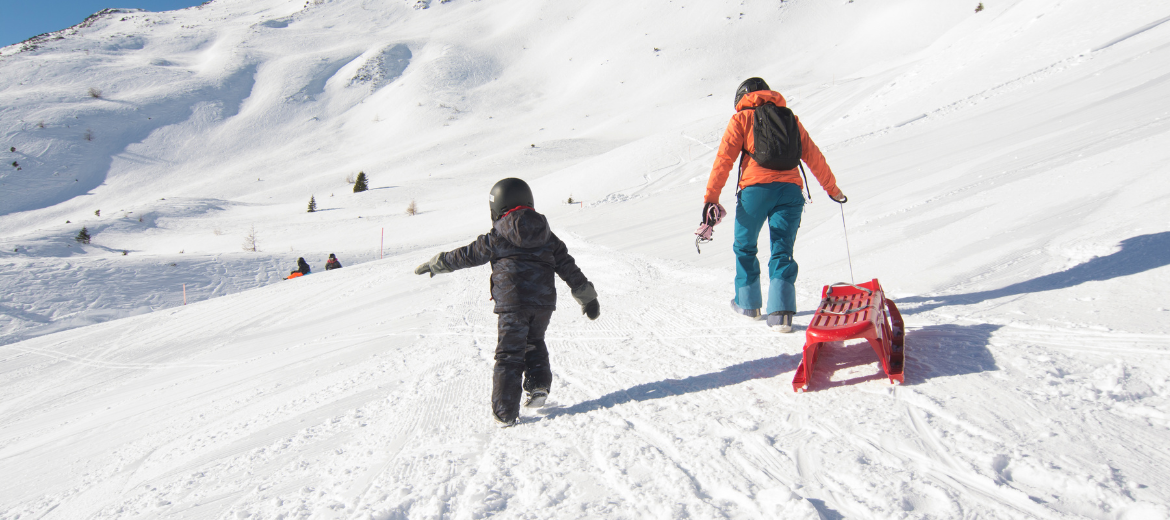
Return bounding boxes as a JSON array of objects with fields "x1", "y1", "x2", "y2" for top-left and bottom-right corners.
[{"x1": 792, "y1": 279, "x2": 905, "y2": 392}]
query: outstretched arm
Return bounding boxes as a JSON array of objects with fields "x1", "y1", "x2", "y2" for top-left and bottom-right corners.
[
  {"x1": 414, "y1": 234, "x2": 494, "y2": 277},
  {"x1": 443, "y1": 234, "x2": 495, "y2": 270}
]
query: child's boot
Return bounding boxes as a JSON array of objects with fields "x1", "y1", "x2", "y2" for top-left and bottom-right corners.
[
  {"x1": 523, "y1": 389, "x2": 548, "y2": 408},
  {"x1": 493, "y1": 410, "x2": 518, "y2": 427},
  {"x1": 522, "y1": 341, "x2": 552, "y2": 409}
]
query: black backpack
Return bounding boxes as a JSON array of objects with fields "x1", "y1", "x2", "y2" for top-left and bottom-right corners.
[
  {"x1": 737, "y1": 103, "x2": 812, "y2": 200},
  {"x1": 747, "y1": 103, "x2": 802, "y2": 170}
]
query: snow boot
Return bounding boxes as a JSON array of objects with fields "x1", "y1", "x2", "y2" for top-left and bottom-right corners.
[
  {"x1": 767, "y1": 311, "x2": 794, "y2": 333},
  {"x1": 523, "y1": 389, "x2": 548, "y2": 408},
  {"x1": 522, "y1": 342, "x2": 552, "y2": 396},
  {"x1": 493, "y1": 410, "x2": 519, "y2": 427},
  {"x1": 731, "y1": 299, "x2": 761, "y2": 318}
]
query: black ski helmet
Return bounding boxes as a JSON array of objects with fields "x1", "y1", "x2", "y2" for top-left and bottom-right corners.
[
  {"x1": 489, "y1": 178, "x2": 534, "y2": 220},
  {"x1": 734, "y1": 77, "x2": 770, "y2": 107}
]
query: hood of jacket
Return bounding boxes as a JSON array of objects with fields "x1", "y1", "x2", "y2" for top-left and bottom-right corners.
[
  {"x1": 735, "y1": 90, "x2": 787, "y2": 112},
  {"x1": 493, "y1": 207, "x2": 551, "y2": 248}
]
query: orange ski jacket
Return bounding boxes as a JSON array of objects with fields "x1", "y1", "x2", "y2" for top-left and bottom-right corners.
[{"x1": 704, "y1": 90, "x2": 841, "y2": 204}]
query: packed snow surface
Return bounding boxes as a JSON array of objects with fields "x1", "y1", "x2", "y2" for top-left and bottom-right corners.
[{"x1": 2, "y1": 0, "x2": 1169, "y2": 518}]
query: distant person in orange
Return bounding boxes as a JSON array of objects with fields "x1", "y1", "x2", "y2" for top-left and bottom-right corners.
[
  {"x1": 701, "y1": 77, "x2": 847, "y2": 333},
  {"x1": 284, "y1": 257, "x2": 311, "y2": 280}
]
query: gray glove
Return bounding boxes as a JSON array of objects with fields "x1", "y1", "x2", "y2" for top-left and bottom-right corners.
[
  {"x1": 571, "y1": 282, "x2": 600, "y2": 320},
  {"x1": 414, "y1": 253, "x2": 452, "y2": 278}
]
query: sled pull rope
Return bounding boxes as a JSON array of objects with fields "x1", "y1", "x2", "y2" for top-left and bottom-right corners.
[{"x1": 840, "y1": 203, "x2": 855, "y2": 284}]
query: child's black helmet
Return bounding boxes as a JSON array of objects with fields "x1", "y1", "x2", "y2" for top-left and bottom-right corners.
[
  {"x1": 489, "y1": 178, "x2": 534, "y2": 220},
  {"x1": 734, "y1": 77, "x2": 770, "y2": 106}
]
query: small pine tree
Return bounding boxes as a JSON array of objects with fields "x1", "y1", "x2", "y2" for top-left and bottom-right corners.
[
  {"x1": 353, "y1": 171, "x2": 368, "y2": 193},
  {"x1": 242, "y1": 225, "x2": 259, "y2": 252},
  {"x1": 406, "y1": 199, "x2": 417, "y2": 216},
  {"x1": 76, "y1": 227, "x2": 91, "y2": 244},
  {"x1": 307, "y1": 195, "x2": 317, "y2": 212},
  {"x1": 975, "y1": 2, "x2": 984, "y2": 12},
  {"x1": 94, "y1": 209, "x2": 100, "y2": 217}
]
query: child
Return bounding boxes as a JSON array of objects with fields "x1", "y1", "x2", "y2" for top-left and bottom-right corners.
[{"x1": 414, "y1": 178, "x2": 600, "y2": 426}]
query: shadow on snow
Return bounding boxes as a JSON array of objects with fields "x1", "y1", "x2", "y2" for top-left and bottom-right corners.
[
  {"x1": 544, "y1": 322, "x2": 1000, "y2": 407},
  {"x1": 897, "y1": 232, "x2": 1170, "y2": 315},
  {"x1": 802, "y1": 323, "x2": 1001, "y2": 390},
  {"x1": 543, "y1": 353, "x2": 802, "y2": 420}
]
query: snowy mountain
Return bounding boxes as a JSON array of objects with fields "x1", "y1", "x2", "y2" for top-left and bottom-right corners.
[{"x1": 1, "y1": 0, "x2": 1169, "y2": 518}]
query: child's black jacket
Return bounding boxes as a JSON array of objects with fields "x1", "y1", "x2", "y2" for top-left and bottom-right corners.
[{"x1": 442, "y1": 208, "x2": 589, "y2": 313}]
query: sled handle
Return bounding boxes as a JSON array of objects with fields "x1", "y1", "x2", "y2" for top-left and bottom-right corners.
[{"x1": 827, "y1": 282, "x2": 873, "y2": 296}]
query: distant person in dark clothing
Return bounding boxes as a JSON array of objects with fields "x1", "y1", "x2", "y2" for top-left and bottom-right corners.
[
  {"x1": 414, "y1": 178, "x2": 600, "y2": 427},
  {"x1": 284, "y1": 257, "x2": 311, "y2": 280},
  {"x1": 325, "y1": 253, "x2": 343, "y2": 270}
]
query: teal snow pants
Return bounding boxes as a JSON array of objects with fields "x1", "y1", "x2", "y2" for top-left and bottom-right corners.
[{"x1": 733, "y1": 182, "x2": 805, "y2": 314}]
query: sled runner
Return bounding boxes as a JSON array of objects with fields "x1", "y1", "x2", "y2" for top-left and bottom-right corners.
[{"x1": 792, "y1": 279, "x2": 905, "y2": 392}]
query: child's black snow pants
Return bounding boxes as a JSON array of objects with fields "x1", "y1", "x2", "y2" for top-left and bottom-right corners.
[{"x1": 493, "y1": 308, "x2": 553, "y2": 422}]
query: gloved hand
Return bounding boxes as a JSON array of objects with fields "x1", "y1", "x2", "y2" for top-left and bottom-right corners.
[
  {"x1": 583, "y1": 299, "x2": 600, "y2": 320},
  {"x1": 413, "y1": 253, "x2": 452, "y2": 278},
  {"x1": 701, "y1": 202, "x2": 726, "y2": 226},
  {"x1": 831, "y1": 190, "x2": 848, "y2": 203},
  {"x1": 571, "y1": 282, "x2": 600, "y2": 320}
]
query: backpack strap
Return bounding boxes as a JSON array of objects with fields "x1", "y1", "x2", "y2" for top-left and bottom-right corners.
[
  {"x1": 798, "y1": 162, "x2": 813, "y2": 203},
  {"x1": 736, "y1": 147, "x2": 748, "y2": 202},
  {"x1": 735, "y1": 106, "x2": 756, "y2": 203}
]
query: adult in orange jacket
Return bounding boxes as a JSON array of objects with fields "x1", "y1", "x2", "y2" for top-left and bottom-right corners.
[{"x1": 702, "y1": 78, "x2": 846, "y2": 332}]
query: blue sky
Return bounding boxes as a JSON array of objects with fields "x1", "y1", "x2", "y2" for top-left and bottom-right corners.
[{"x1": 0, "y1": 0, "x2": 207, "y2": 48}]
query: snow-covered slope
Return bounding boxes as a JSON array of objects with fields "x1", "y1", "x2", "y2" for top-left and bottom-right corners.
[{"x1": 2, "y1": 0, "x2": 1169, "y2": 518}]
